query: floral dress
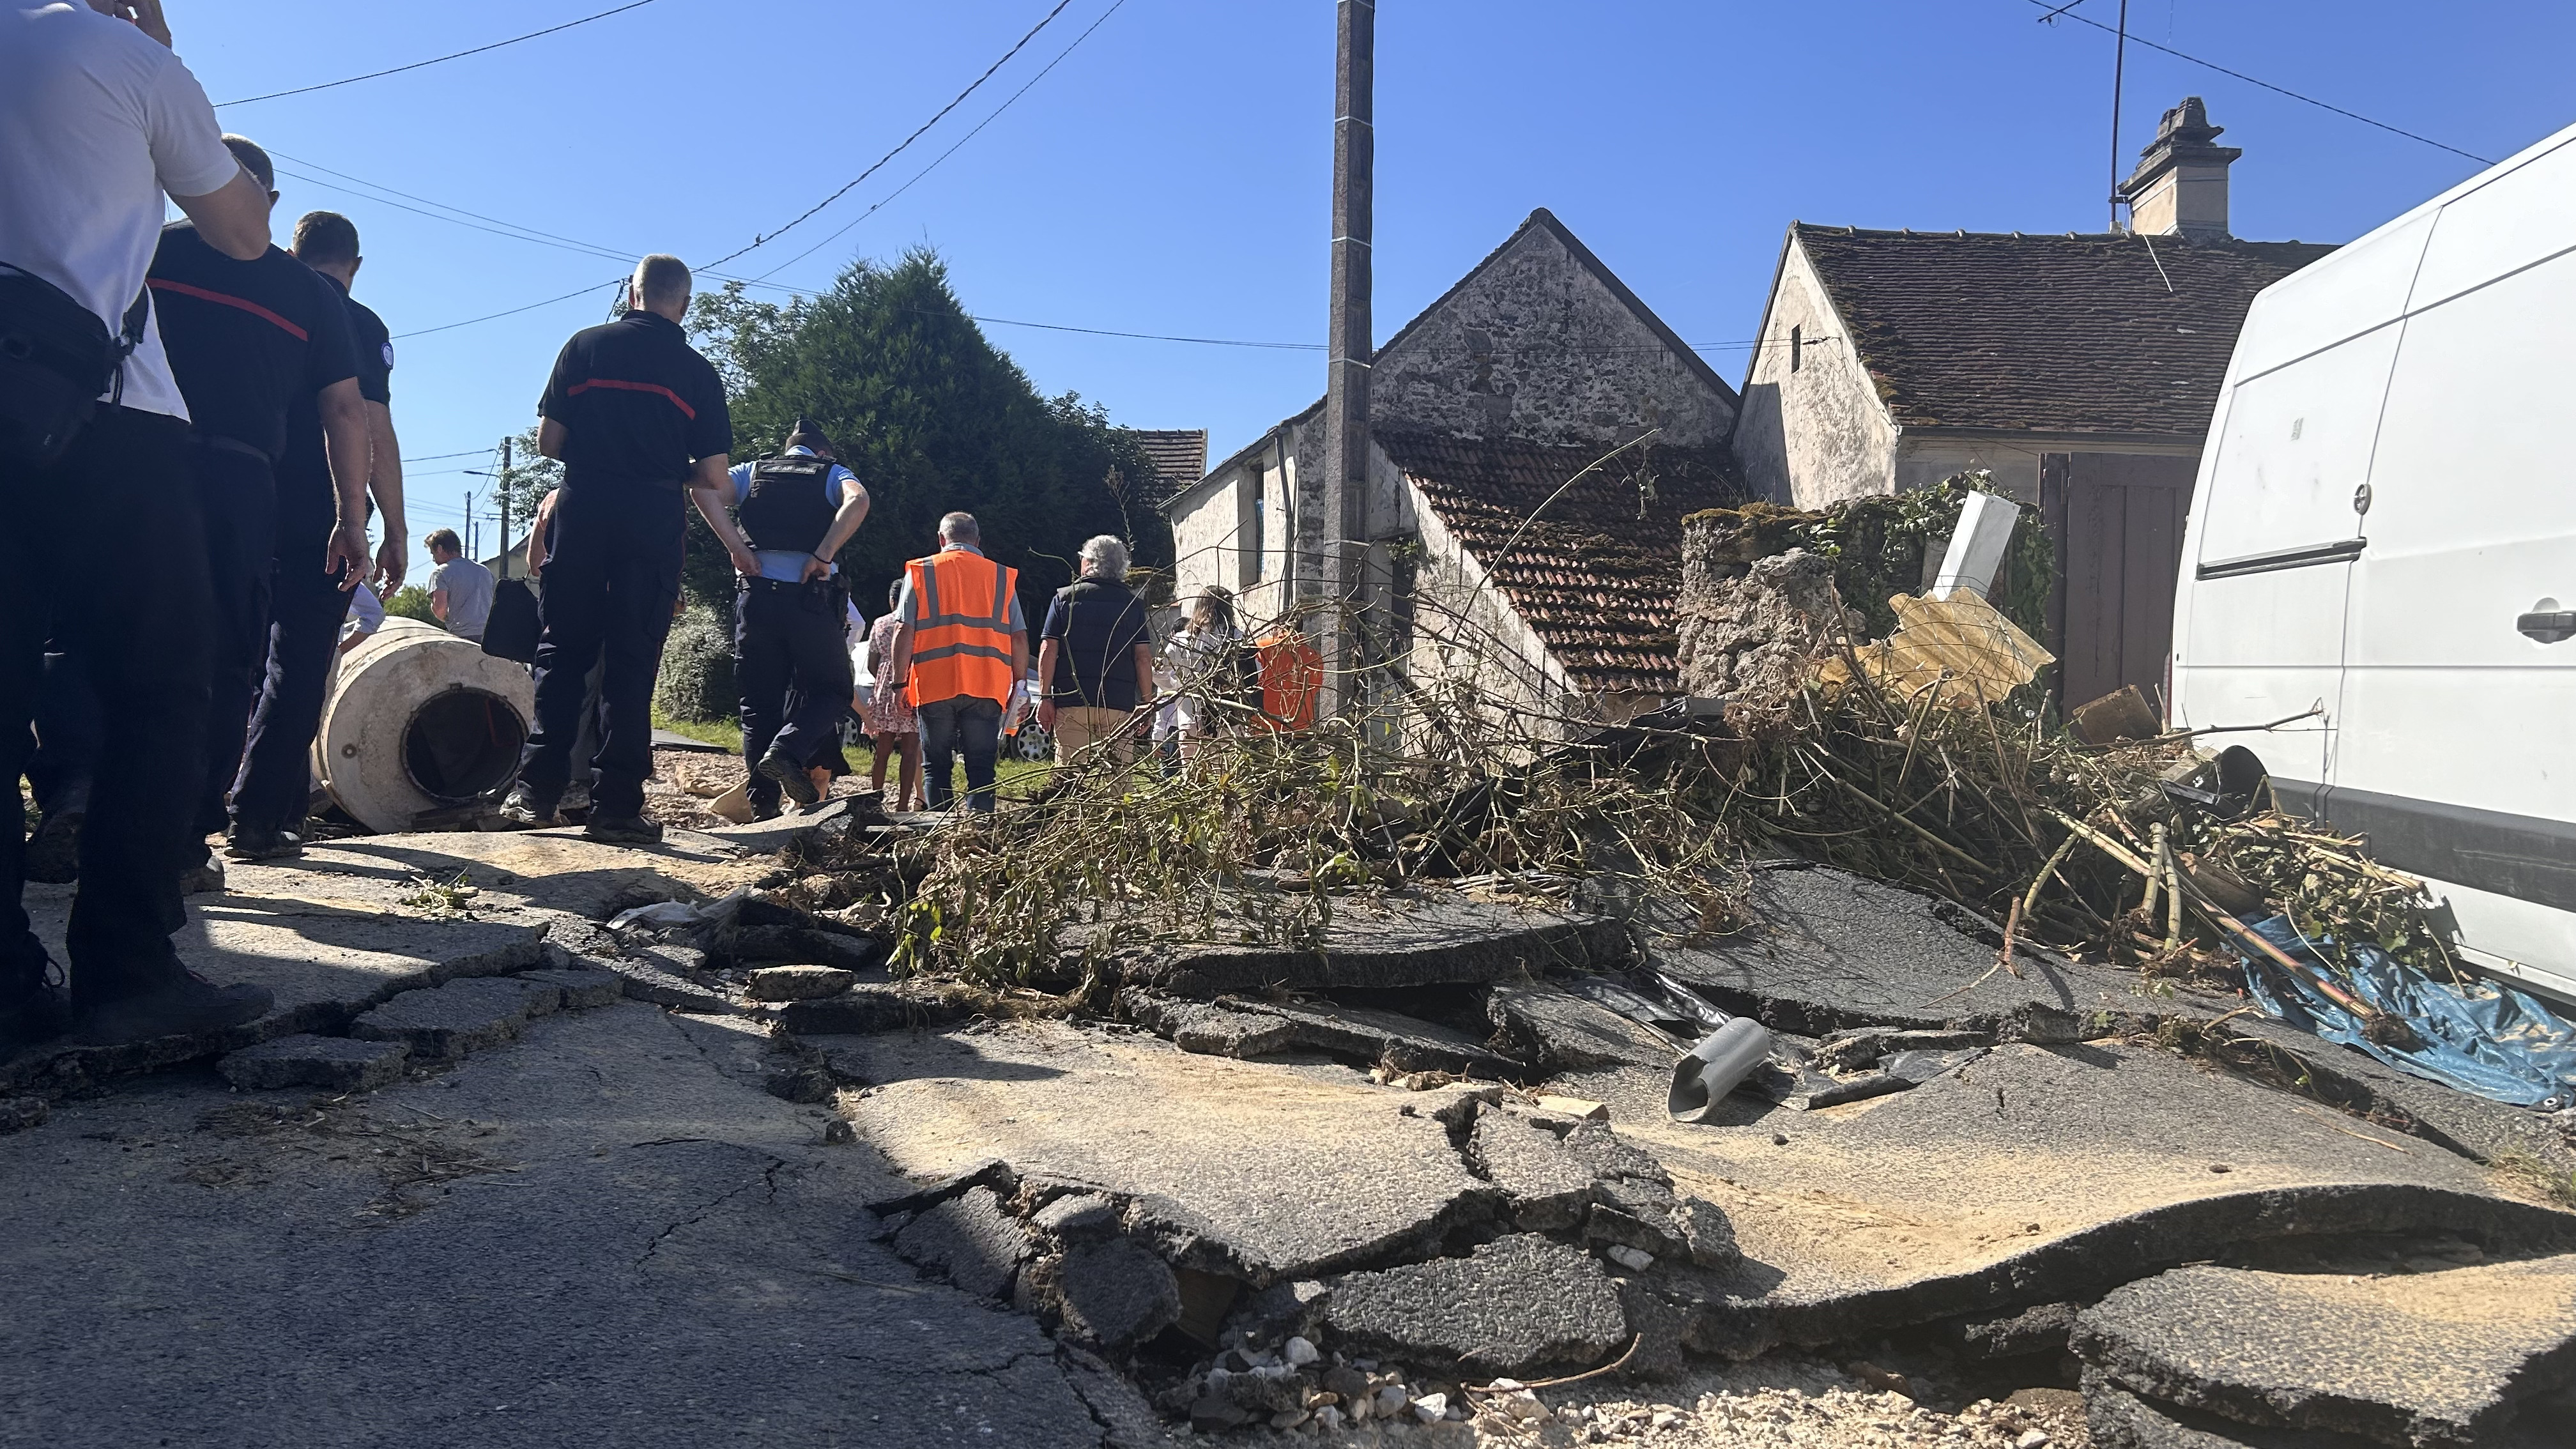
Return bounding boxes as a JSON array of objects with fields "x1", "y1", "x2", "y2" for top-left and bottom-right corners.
[{"x1": 860, "y1": 613, "x2": 916, "y2": 737}]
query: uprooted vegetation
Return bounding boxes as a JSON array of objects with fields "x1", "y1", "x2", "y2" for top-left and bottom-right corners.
[{"x1": 850, "y1": 478, "x2": 2464, "y2": 1030}]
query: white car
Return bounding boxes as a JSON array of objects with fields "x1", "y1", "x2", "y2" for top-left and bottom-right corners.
[{"x1": 2170, "y1": 117, "x2": 2576, "y2": 1004}]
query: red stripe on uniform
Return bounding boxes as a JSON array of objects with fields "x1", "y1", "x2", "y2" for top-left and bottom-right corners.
[
  {"x1": 146, "y1": 277, "x2": 308, "y2": 341},
  {"x1": 566, "y1": 377, "x2": 697, "y2": 420}
]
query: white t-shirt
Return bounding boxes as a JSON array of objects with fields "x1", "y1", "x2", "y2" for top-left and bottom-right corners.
[{"x1": 0, "y1": 4, "x2": 243, "y2": 421}]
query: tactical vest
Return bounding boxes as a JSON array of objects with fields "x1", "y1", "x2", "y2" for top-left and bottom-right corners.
[{"x1": 739, "y1": 454, "x2": 839, "y2": 556}]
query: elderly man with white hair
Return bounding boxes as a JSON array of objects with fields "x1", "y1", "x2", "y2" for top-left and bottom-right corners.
[{"x1": 1035, "y1": 534, "x2": 1156, "y2": 769}]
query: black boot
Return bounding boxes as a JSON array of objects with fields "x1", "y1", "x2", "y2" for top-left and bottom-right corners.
[
  {"x1": 758, "y1": 744, "x2": 821, "y2": 807},
  {"x1": 73, "y1": 970, "x2": 273, "y2": 1046},
  {"x1": 0, "y1": 953, "x2": 72, "y2": 1058}
]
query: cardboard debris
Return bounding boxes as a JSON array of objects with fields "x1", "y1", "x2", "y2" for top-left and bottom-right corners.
[{"x1": 1820, "y1": 590, "x2": 2053, "y2": 705}]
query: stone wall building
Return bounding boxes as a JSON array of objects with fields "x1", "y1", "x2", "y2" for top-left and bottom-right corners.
[
  {"x1": 1165, "y1": 209, "x2": 1745, "y2": 730},
  {"x1": 1729, "y1": 97, "x2": 2336, "y2": 712}
]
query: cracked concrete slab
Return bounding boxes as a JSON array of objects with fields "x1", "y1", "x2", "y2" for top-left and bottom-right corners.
[
  {"x1": 1119, "y1": 892, "x2": 1630, "y2": 996},
  {"x1": 1116, "y1": 990, "x2": 1298, "y2": 1058},
  {"x1": 1209, "y1": 996, "x2": 1524, "y2": 1077},
  {"x1": 1322, "y1": 1232, "x2": 1630, "y2": 1376},
  {"x1": 1651, "y1": 862, "x2": 2151, "y2": 1036},
  {"x1": 1590, "y1": 1041, "x2": 2576, "y2": 1356},
  {"x1": 823, "y1": 1022, "x2": 1501, "y2": 1282},
  {"x1": 2074, "y1": 1255, "x2": 2576, "y2": 1447},
  {"x1": 8, "y1": 883, "x2": 545, "y2": 1095},
  {"x1": 350, "y1": 976, "x2": 563, "y2": 1063},
  {"x1": 217, "y1": 1034, "x2": 410, "y2": 1092},
  {"x1": 896, "y1": 1185, "x2": 1036, "y2": 1301},
  {"x1": 774, "y1": 979, "x2": 984, "y2": 1036},
  {"x1": 227, "y1": 828, "x2": 774, "y2": 921},
  {"x1": 0, "y1": 1002, "x2": 1119, "y2": 1448},
  {"x1": 1489, "y1": 977, "x2": 1684, "y2": 1072}
]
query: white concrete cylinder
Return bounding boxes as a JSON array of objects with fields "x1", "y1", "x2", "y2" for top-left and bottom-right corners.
[{"x1": 312, "y1": 618, "x2": 535, "y2": 832}]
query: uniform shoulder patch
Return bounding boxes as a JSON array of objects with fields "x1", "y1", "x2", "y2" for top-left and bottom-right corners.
[{"x1": 381, "y1": 341, "x2": 397, "y2": 370}]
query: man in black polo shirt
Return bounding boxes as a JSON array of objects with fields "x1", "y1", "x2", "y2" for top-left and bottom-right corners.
[
  {"x1": 227, "y1": 210, "x2": 409, "y2": 860},
  {"x1": 500, "y1": 254, "x2": 756, "y2": 844},
  {"x1": 24, "y1": 135, "x2": 371, "y2": 892}
]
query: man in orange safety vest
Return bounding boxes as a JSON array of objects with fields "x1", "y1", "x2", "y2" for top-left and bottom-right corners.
[{"x1": 881, "y1": 511, "x2": 1025, "y2": 813}]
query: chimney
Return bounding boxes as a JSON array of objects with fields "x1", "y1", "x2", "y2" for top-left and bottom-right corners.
[{"x1": 2119, "y1": 96, "x2": 2241, "y2": 239}]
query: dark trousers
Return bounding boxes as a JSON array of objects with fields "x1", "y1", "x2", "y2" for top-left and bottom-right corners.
[
  {"x1": 916, "y1": 695, "x2": 1003, "y2": 813},
  {"x1": 1, "y1": 407, "x2": 214, "y2": 1002},
  {"x1": 733, "y1": 581, "x2": 855, "y2": 812},
  {"x1": 230, "y1": 488, "x2": 356, "y2": 834},
  {"x1": 24, "y1": 648, "x2": 100, "y2": 818},
  {"x1": 26, "y1": 440, "x2": 274, "y2": 842},
  {"x1": 188, "y1": 441, "x2": 279, "y2": 836},
  {"x1": 515, "y1": 518, "x2": 679, "y2": 821}
]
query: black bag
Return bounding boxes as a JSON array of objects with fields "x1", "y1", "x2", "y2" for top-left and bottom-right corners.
[
  {"x1": 480, "y1": 578, "x2": 542, "y2": 664},
  {"x1": 0, "y1": 263, "x2": 150, "y2": 467}
]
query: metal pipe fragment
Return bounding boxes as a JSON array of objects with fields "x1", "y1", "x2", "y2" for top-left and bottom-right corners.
[{"x1": 1668, "y1": 1016, "x2": 1772, "y2": 1124}]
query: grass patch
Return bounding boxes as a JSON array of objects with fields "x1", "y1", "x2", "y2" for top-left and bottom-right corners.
[{"x1": 650, "y1": 707, "x2": 742, "y2": 755}]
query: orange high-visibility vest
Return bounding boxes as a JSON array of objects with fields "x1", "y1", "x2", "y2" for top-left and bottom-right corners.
[{"x1": 905, "y1": 548, "x2": 1019, "y2": 707}]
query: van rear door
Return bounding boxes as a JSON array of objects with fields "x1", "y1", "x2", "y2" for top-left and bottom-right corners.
[
  {"x1": 2334, "y1": 141, "x2": 2576, "y2": 987},
  {"x1": 2174, "y1": 323, "x2": 2398, "y2": 802}
]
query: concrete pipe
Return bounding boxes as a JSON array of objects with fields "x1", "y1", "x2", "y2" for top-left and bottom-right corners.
[{"x1": 313, "y1": 618, "x2": 535, "y2": 832}]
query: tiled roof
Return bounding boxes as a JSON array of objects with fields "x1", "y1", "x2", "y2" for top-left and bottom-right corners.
[
  {"x1": 1123, "y1": 428, "x2": 1208, "y2": 511},
  {"x1": 1383, "y1": 430, "x2": 1747, "y2": 697},
  {"x1": 1793, "y1": 225, "x2": 2336, "y2": 435}
]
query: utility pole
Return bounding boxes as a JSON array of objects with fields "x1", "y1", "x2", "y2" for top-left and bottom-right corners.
[
  {"x1": 497, "y1": 435, "x2": 513, "y2": 578},
  {"x1": 1318, "y1": 0, "x2": 1374, "y2": 718},
  {"x1": 463, "y1": 489, "x2": 475, "y2": 562}
]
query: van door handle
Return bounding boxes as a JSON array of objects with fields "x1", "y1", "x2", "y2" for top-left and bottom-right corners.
[{"x1": 2517, "y1": 611, "x2": 2576, "y2": 643}]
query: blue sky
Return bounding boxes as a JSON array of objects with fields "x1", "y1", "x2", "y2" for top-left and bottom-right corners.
[{"x1": 178, "y1": 0, "x2": 2574, "y2": 583}]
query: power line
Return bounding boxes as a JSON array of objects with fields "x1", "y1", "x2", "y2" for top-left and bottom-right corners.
[
  {"x1": 387, "y1": 0, "x2": 1101, "y2": 339},
  {"x1": 2028, "y1": 0, "x2": 2494, "y2": 165},
  {"x1": 752, "y1": 0, "x2": 1131, "y2": 282},
  {"x1": 271, "y1": 150, "x2": 636, "y2": 261},
  {"x1": 703, "y1": 0, "x2": 1084, "y2": 271},
  {"x1": 401, "y1": 448, "x2": 490, "y2": 463},
  {"x1": 217, "y1": 1, "x2": 663, "y2": 107}
]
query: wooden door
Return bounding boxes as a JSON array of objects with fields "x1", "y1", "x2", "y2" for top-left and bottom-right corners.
[{"x1": 2043, "y1": 451, "x2": 2199, "y2": 716}]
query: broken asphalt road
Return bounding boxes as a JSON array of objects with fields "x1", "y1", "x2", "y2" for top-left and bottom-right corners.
[{"x1": 0, "y1": 1002, "x2": 1135, "y2": 1449}]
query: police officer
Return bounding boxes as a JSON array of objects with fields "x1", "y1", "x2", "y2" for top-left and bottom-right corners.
[
  {"x1": 25, "y1": 135, "x2": 372, "y2": 893},
  {"x1": 724, "y1": 418, "x2": 870, "y2": 817},
  {"x1": 500, "y1": 254, "x2": 757, "y2": 844},
  {"x1": 226, "y1": 209, "x2": 408, "y2": 860}
]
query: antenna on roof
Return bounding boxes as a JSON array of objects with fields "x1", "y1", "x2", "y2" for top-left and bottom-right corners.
[
  {"x1": 2106, "y1": 0, "x2": 2131, "y2": 230},
  {"x1": 2039, "y1": 0, "x2": 2131, "y2": 231}
]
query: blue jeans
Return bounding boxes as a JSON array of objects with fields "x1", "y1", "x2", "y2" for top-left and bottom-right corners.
[{"x1": 916, "y1": 695, "x2": 1002, "y2": 813}]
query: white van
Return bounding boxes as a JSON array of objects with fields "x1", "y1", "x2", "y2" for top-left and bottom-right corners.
[{"x1": 2171, "y1": 118, "x2": 2576, "y2": 1006}]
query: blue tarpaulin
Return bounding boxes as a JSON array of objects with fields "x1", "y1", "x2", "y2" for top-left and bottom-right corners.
[{"x1": 2234, "y1": 914, "x2": 2576, "y2": 1112}]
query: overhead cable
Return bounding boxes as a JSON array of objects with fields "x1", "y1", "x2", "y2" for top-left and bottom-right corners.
[
  {"x1": 753, "y1": 0, "x2": 1131, "y2": 282},
  {"x1": 702, "y1": 0, "x2": 1084, "y2": 270},
  {"x1": 218, "y1": 0, "x2": 662, "y2": 107},
  {"x1": 2027, "y1": 0, "x2": 2494, "y2": 164}
]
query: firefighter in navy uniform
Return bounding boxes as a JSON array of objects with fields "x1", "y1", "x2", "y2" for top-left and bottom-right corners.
[
  {"x1": 723, "y1": 418, "x2": 870, "y2": 818},
  {"x1": 500, "y1": 254, "x2": 758, "y2": 845},
  {"x1": 227, "y1": 209, "x2": 409, "y2": 860}
]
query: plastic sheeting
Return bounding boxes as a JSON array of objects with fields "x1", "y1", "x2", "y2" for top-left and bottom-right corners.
[{"x1": 2235, "y1": 913, "x2": 2576, "y2": 1112}]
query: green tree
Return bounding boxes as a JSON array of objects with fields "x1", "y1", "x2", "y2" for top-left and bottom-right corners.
[
  {"x1": 686, "y1": 249, "x2": 1172, "y2": 624},
  {"x1": 385, "y1": 585, "x2": 438, "y2": 624}
]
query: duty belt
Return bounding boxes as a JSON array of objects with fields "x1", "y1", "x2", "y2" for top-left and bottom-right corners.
[
  {"x1": 185, "y1": 431, "x2": 272, "y2": 466},
  {"x1": 738, "y1": 574, "x2": 845, "y2": 597}
]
